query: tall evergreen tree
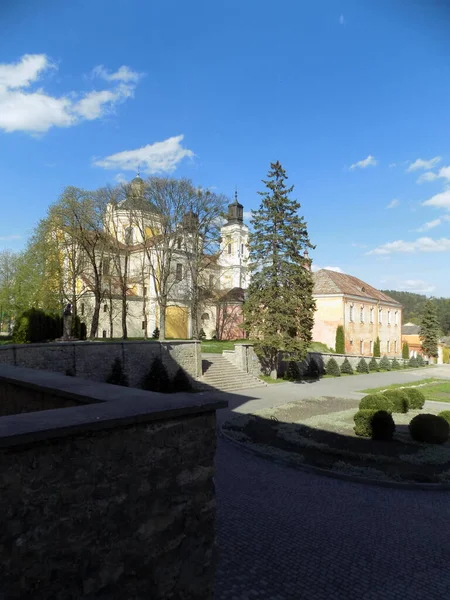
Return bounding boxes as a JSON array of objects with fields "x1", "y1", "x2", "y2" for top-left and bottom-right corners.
[
  {"x1": 335, "y1": 325, "x2": 345, "y2": 354},
  {"x1": 420, "y1": 299, "x2": 440, "y2": 358},
  {"x1": 402, "y1": 341, "x2": 410, "y2": 359},
  {"x1": 373, "y1": 337, "x2": 381, "y2": 358},
  {"x1": 244, "y1": 161, "x2": 315, "y2": 373}
]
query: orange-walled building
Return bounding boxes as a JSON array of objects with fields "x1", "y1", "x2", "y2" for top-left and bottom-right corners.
[{"x1": 312, "y1": 269, "x2": 402, "y2": 357}]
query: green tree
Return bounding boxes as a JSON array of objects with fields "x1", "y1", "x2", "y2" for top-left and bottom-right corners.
[
  {"x1": 244, "y1": 162, "x2": 315, "y2": 374},
  {"x1": 335, "y1": 325, "x2": 345, "y2": 354},
  {"x1": 373, "y1": 336, "x2": 381, "y2": 357},
  {"x1": 420, "y1": 299, "x2": 440, "y2": 358},
  {"x1": 402, "y1": 341, "x2": 409, "y2": 359}
]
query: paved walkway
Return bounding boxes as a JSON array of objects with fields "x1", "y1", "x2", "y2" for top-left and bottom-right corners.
[{"x1": 214, "y1": 365, "x2": 450, "y2": 600}]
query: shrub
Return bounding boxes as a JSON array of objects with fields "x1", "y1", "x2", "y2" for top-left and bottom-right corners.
[
  {"x1": 408, "y1": 356, "x2": 418, "y2": 368},
  {"x1": 326, "y1": 357, "x2": 340, "y2": 377},
  {"x1": 198, "y1": 328, "x2": 206, "y2": 340},
  {"x1": 340, "y1": 358, "x2": 353, "y2": 375},
  {"x1": 403, "y1": 388, "x2": 425, "y2": 410},
  {"x1": 356, "y1": 358, "x2": 369, "y2": 374},
  {"x1": 284, "y1": 361, "x2": 300, "y2": 381},
  {"x1": 354, "y1": 410, "x2": 377, "y2": 437},
  {"x1": 354, "y1": 409, "x2": 395, "y2": 440},
  {"x1": 368, "y1": 357, "x2": 379, "y2": 372},
  {"x1": 383, "y1": 389, "x2": 409, "y2": 413},
  {"x1": 402, "y1": 341, "x2": 410, "y2": 360},
  {"x1": 335, "y1": 325, "x2": 345, "y2": 354},
  {"x1": 416, "y1": 355, "x2": 425, "y2": 367},
  {"x1": 142, "y1": 357, "x2": 171, "y2": 393},
  {"x1": 373, "y1": 337, "x2": 381, "y2": 358},
  {"x1": 12, "y1": 308, "x2": 62, "y2": 344},
  {"x1": 409, "y1": 414, "x2": 449, "y2": 444},
  {"x1": 438, "y1": 410, "x2": 450, "y2": 426},
  {"x1": 152, "y1": 327, "x2": 160, "y2": 340},
  {"x1": 80, "y1": 322, "x2": 87, "y2": 340},
  {"x1": 391, "y1": 357, "x2": 401, "y2": 370},
  {"x1": 359, "y1": 393, "x2": 392, "y2": 412},
  {"x1": 106, "y1": 358, "x2": 129, "y2": 387},
  {"x1": 172, "y1": 367, "x2": 192, "y2": 392},
  {"x1": 379, "y1": 355, "x2": 391, "y2": 371}
]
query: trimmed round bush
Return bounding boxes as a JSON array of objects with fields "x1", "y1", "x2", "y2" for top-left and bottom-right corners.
[
  {"x1": 408, "y1": 356, "x2": 419, "y2": 368},
  {"x1": 379, "y1": 355, "x2": 391, "y2": 371},
  {"x1": 354, "y1": 409, "x2": 396, "y2": 440},
  {"x1": 403, "y1": 388, "x2": 425, "y2": 410},
  {"x1": 438, "y1": 411, "x2": 450, "y2": 426},
  {"x1": 391, "y1": 357, "x2": 401, "y2": 370},
  {"x1": 326, "y1": 357, "x2": 341, "y2": 377},
  {"x1": 409, "y1": 414, "x2": 449, "y2": 444},
  {"x1": 356, "y1": 358, "x2": 369, "y2": 374},
  {"x1": 359, "y1": 393, "x2": 392, "y2": 412},
  {"x1": 383, "y1": 389, "x2": 409, "y2": 413},
  {"x1": 340, "y1": 357, "x2": 354, "y2": 375},
  {"x1": 368, "y1": 357, "x2": 379, "y2": 372}
]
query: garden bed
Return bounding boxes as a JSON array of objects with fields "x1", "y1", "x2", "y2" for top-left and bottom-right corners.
[{"x1": 222, "y1": 399, "x2": 450, "y2": 484}]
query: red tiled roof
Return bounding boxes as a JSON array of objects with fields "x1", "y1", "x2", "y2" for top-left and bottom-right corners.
[{"x1": 313, "y1": 269, "x2": 402, "y2": 306}]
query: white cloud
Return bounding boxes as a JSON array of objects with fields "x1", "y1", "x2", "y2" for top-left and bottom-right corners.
[
  {"x1": 416, "y1": 215, "x2": 450, "y2": 232},
  {"x1": 0, "y1": 234, "x2": 21, "y2": 241},
  {"x1": 93, "y1": 135, "x2": 194, "y2": 175},
  {"x1": 417, "y1": 171, "x2": 438, "y2": 183},
  {"x1": 0, "y1": 54, "x2": 142, "y2": 134},
  {"x1": 339, "y1": 15, "x2": 345, "y2": 25},
  {"x1": 349, "y1": 155, "x2": 377, "y2": 170},
  {"x1": 367, "y1": 237, "x2": 450, "y2": 255},
  {"x1": 386, "y1": 198, "x2": 400, "y2": 209},
  {"x1": 312, "y1": 265, "x2": 343, "y2": 273},
  {"x1": 422, "y1": 189, "x2": 450, "y2": 211},
  {"x1": 351, "y1": 242, "x2": 368, "y2": 248},
  {"x1": 407, "y1": 156, "x2": 442, "y2": 172},
  {"x1": 396, "y1": 280, "x2": 436, "y2": 294},
  {"x1": 91, "y1": 65, "x2": 142, "y2": 83},
  {"x1": 417, "y1": 165, "x2": 450, "y2": 184}
]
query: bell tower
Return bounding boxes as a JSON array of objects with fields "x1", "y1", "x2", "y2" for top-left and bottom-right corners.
[{"x1": 218, "y1": 190, "x2": 249, "y2": 290}]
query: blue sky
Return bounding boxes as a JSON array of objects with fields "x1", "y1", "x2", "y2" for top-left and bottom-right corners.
[{"x1": 1, "y1": 0, "x2": 450, "y2": 295}]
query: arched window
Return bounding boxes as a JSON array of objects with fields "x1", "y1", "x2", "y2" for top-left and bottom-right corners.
[
  {"x1": 177, "y1": 237, "x2": 182, "y2": 250},
  {"x1": 201, "y1": 312, "x2": 210, "y2": 321},
  {"x1": 360, "y1": 306, "x2": 364, "y2": 323},
  {"x1": 124, "y1": 227, "x2": 134, "y2": 245},
  {"x1": 227, "y1": 243, "x2": 232, "y2": 254},
  {"x1": 349, "y1": 304, "x2": 354, "y2": 322}
]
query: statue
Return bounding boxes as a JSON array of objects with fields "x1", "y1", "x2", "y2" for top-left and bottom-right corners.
[{"x1": 63, "y1": 303, "x2": 72, "y2": 341}]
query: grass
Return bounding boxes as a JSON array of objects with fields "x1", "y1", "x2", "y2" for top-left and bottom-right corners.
[
  {"x1": 201, "y1": 339, "x2": 248, "y2": 353},
  {"x1": 361, "y1": 378, "x2": 450, "y2": 404},
  {"x1": 259, "y1": 375, "x2": 286, "y2": 384},
  {"x1": 308, "y1": 341, "x2": 335, "y2": 353}
]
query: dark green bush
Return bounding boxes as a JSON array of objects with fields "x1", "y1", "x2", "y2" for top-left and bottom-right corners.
[
  {"x1": 402, "y1": 341, "x2": 409, "y2": 359},
  {"x1": 368, "y1": 357, "x2": 379, "y2": 372},
  {"x1": 383, "y1": 389, "x2": 409, "y2": 413},
  {"x1": 152, "y1": 327, "x2": 160, "y2": 340},
  {"x1": 403, "y1": 388, "x2": 425, "y2": 410},
  {"x1": 373, "y1": 337, "x2": 381, "y2": 358},
  {"x1": 72, "y1": 315, "x2": 81, "y2": 339},
  {"x1": 409, "y1": 414, "x2": 449, "y2": 444},
  {"x1": 354, "y1": 410, "x2": 377, "y2": 437},
  {"x1": 106, "y1": 358, "x2": 129, "y2": 387},
  {"x1": 408, "y1": 356, "x2": 418, "y2": 368},
  {"x1": 416, "y1": 355, "x2": 425, "y2": 367},
  {"x1": 371, "y1": 411, "x2": 396, "y2": 441},
  {"x1": 340, "y1": 358, "x2": 353, "y2": 375},
  {"x1": 391, "y1": 357, "x2": 401, "y2": 370},
  {"x1": 326, "y1": 357, "x2": 340, "y2": 377},
  {"x1": 356, "y1": 358, "x2": 369, "y2": 374},
  {"x1": 438, "y1": 411, "x2": 450, "y2": 426},
  {"x1": 80, "y1": 322, "x2": 87, "y2": 340},
  {"x1": 284, "y1": 361, "x2": 301, "y2": 381},
  {"x1": 12, "y1": 308, "x2": 62, "y2": 343},
  {"x1": 142, "y1": 357, "x2": 171, "y2": 393},
  {"x1": 172, "y1": 367, "x2": 193, "y2": 392},
  {"x1": 335, "y1": 325, "x2": 345, "y2": 354},
  {"x1": 379, "y1": 355, "x2": 391, "y2": 371},
  {"x1": 359, "y1": 393, "x2": 392, "y2": 412}
]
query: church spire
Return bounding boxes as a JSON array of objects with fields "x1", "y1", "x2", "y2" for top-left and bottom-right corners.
[{"x1": 226, "y1": 187, "x2": 243, "y2": 224}]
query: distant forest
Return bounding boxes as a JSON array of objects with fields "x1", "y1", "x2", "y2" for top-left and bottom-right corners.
[{"x1": 381, "y1": 290, "x2": 450, "y2": 335}]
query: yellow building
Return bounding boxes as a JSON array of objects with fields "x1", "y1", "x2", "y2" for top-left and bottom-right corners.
[{"x1": 312, "y1": 269, "x2": 403, "y2": 357}]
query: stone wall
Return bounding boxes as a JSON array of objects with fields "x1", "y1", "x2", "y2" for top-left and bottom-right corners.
[
  {"x1": 0, "y1": 364, "x2": 225, "y2": 599},
  {"x1": 0, "y1": 340, "x2": 202, "y2": 387}
]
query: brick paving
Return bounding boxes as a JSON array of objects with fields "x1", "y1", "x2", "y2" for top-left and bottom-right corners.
[{"x1": 214, "y1": 365, "x2": 450, "y2": 600}]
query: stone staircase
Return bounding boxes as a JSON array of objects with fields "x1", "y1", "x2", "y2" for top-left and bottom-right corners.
[{"x1": 200, "y1": 353, "x2": 267, "y2": 393}]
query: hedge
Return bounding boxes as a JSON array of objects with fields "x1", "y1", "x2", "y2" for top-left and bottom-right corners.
[
  {"x1": 368, "y1": 357, "x2": 379, "y2": 372},
  {"x1": 354, "y1": 409, "x2": 395, "y2": 440},
  {"x1": 356, "y1": 358, "x2": 369, "y2": 374},
  {"x1": 359, "y1": 393, "x2": 392, "y2": 412},
  {"x1": 409, "y1": 414, "x2": 449, "y2": 444},
  {"x1": 383, "y1": 389, "x2": 409, "y2": 414},
  {"x1": 340, "y1": 357, "x2": 353, "y2": 375},
  {"x1": 326, "y1": 357, "x2": 341, "y2": 377},
  {"x1": 403, "y1": 388, "x2": 425, "y2": 410},
  {"x1": 438, "y1": 411, "x2": 450, "y2": 426},
  {"x1": 379, "y1": 355, "x2": 391, "y2": 371}
]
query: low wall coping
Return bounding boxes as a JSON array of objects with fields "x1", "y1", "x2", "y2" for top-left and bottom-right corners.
[
  {"x1": 0, "y1": 364, "x2": 226, "y2": 449},
  {"x1": 0, "y1": 339, "x2": 200, "y2": 351}
]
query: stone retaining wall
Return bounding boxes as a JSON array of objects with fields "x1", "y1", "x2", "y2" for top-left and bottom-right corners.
[
  {"x1": 0, "y1": 340, "x2": 202, "y2": 387},
  {"x1": 0, "y1": 364, "x2": 225, "y2": 599}
]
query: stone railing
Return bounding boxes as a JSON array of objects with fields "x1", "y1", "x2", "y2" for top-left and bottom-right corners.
[
  {"x1": 0, "y1": 339, "x2": 202, "y2": 387},
  {"x1": 0, "y1": 364, "x2": 226, "y2": 599}
]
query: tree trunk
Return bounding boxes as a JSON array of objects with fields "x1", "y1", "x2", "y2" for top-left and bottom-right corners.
[
  {"x1": 159, "y1": 298, "x2": 166, "y2": 340},
  {"x1": 122, "y1": 295, "x2": 128, "y2": 339},
  {"x1": 90, "y1": 294, "x2": 101, "y2": 339}
]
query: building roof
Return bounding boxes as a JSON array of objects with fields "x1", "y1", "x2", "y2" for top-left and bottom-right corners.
[
  {"x1": 218, "y1": 287, "x2": 245, "y2": 303},
  {"x1": 402, "y1": 323, "x2": 420, "y2": 335},
  {"x1": 313, "y1": 269, "x2": 402, "y2": 306}
]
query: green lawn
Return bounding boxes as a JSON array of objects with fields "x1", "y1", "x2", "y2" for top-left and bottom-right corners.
[
  {"x1": 361, "y1": 378, "x2": 450, "y2": 403},
  {"x1": 201, "y1": 339, "x2": 248, "y2": 353}
]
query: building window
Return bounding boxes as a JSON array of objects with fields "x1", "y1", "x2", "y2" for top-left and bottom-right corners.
[
  {"x1": 241, "y1": 243, "x2": 244, "y2": 255},
  {"x1": 209, "y1": 274, "x2": 214, "y2": 288},
  {"x1": 176, "y1": 263, "x2": 183, "y2": 282},
  {"x1": 370, "y1": 307, "x2": 374, "y2": 323},
  {"x1": 102, "y1": 330, "x2": 107, "y2": 338},
  {"x1": 360, "y1": 306, "x2": 364, "y2": 323},
  {"x1": 388, "y1": 310, "x2": 391, "y2": 325},
  {"x1": 124, "y1": 227, "x2": 134, "y2": 245},
  {"x1": 379, "y1": 308, "x2": 383, "y2": 324},
  {"x1": 395, "y1": 310, "x2": 398, "y2": 326},
  {"x1": 103, "y1": 304, "x2": 108, "y2": 313},
  {"x1": 370, "y1": 340, "x2": 373, "y2": 354},
  {"x1": 350, "y1": 339, "x2": 353, "y2": 346},
  {"x1": 387, "y1": 340, "x2": 390, "y2": 353},
  {"x1": 227, "y1": 243, "x2": 232, "y2": 254},
  {"x1": 142, "y1": 321, "x2": 146, "y2": 330},
  {"x1": 143, "y1": 286, "x2": 147, "y2": 296},
  {"x1": 360, "y1": 340, "x2": 364, "y2": 354},
  {"x1": 201, "y1": 312, "x2": 209, "y2": 321},
  {"x1": 81, "y1": 303, "x2": 85, "y2": 316},
  {"x1": 177, "y1": 237, "x2": 182, "y2": 250},
  {"x1": 349, "y1": 304, "x2": 354, "y2": 322}
]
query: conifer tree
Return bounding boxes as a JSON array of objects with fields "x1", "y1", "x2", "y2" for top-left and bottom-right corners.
[
  {"x1": 373, "y1": 337, "x2": 381, "y2": 358},
  {"x1": 402, "y1": 341, "x2": 409, "y2": 360},
  {"x1": 244, "y1": 162, "x2": 315, "y2": 373},
  {"x1": 335, "y1": 325, "x2": 345, "y2": 354},
  {"x1": 420, "y1": 299, "x2": 440, "y2": 358}
]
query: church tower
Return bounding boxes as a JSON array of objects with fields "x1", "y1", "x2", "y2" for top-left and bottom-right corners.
[{"x1": 218, "y1": 191, "x2": 250, "y2": 290}]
